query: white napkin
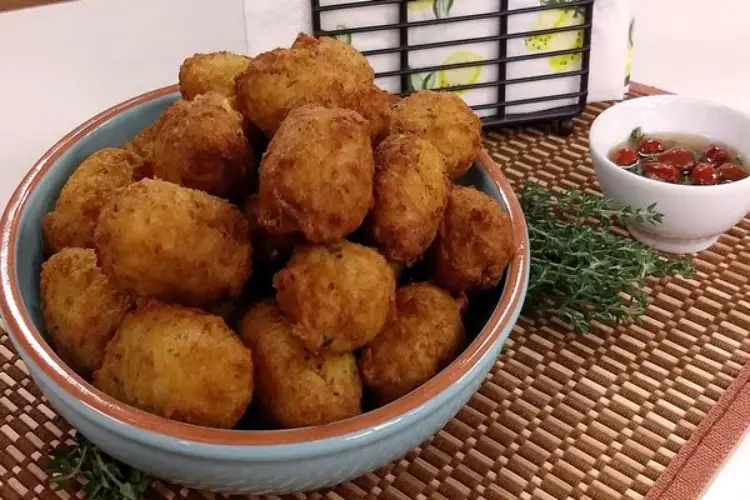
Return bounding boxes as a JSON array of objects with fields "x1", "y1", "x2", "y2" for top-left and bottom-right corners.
[{"x1": 244, "y1": 0, "x2": 634, "y2": 117}]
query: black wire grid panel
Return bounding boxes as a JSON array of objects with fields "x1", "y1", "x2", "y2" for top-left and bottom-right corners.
[{"x1": 310, "y1": 0, "x2": 595, "y2": 132}]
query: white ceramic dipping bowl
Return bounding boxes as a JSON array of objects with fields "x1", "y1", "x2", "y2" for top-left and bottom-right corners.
[{"x1": 589, "y1": 95, "x2": 750, "y2": 254}]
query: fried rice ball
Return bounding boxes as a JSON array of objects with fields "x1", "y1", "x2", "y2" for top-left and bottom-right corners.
[
  {"x1": 238, "y1": 300, "x2": 362, "y2": 428},
  {"x1": 370, "y1": 134, "x2": 450, "y2": 265},
  {"x1": 40, "y1": 248, "x2": 132, "y2": 379},
  {"x1": 122, "y1": 122, "x2": 159, "y2": 169},
  {"x1": 150, "y1": 92, "x2": 252, "y2": 197},
  {"x1": 291, "y1": 33, "x2": 374, "y2": 84},
  {"x1": 94, "y1": 179, "x2": 252, "y2": 307},
  {"x1": 94, "y1": 301, "x2": 253, "y2": 429},
  {"x1": 43, "y1": 148, "x2": 146, "y2": 254},
  {"x1": 433, "y1": 185, "x2": 516, "y2": 294},
  {"x1": 274, "y1": 241, "x2": 396, "y2": 354},
  {"x1": 390, "y1": 90, "x2": 482, "y2": 178},
  {"x1": 359, "y1": 282, "x2": 466, "y2": 404},
  {"x1": 338, "y1": 84, "x2": 392, "y2": 145},
  {"x1": 257, "y1": 105, "x2": 374, "y2": 243},
  {"x1": 235, "y1": 33, "x2": 385, "y2": 141},
  {"x1": 179, "y1": 51, "x2": 250, "y2": 102}
]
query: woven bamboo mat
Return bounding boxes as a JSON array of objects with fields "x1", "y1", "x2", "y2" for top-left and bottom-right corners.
[{"x1": 2, "y1": 85, "x2": 750, "y2": 500}]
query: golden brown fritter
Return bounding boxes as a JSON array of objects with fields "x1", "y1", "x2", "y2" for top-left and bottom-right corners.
[
  {"x1": 433, "y1": 185, "x2": 516, "y2": 294},
  {"x1": 94, "y1": 301, "x2": 253, "y2": 429},
  {"x1": 94, "y1": 179, "x2": 252, "y2": 307},
  {"x1": 291, "y1": 33, "x2": 374, "y2": 84},
  {"x1": 241, "y1": 195, "x2": 298, "y2": 270},
  {"x1": 370, "y1": 134, "x2": 450, "y2": 265},
  {"x1": 359, "y1": 282, "x2": 465, "y2": 404},
  {"x1": 150, "y1": 92, "x2": 252, "y2": 197},
  {"x1": 178, "y1": 51, "x2": 250, "y2": 101},
  {"x1": 256, "y1": 105, "x2": 374, "y2": 243},
  {"x1": 274, "y1": 241, "x2": 395, "y2": 354},
  {"x1": 234, "y1": 33, "x2": 375, "y2": 138},
  {"x1": 40, "y1": 248, "x2": 132, "y2": 379},
  {"x1": 238, "y1": 300, "x2": 362, "y2": 428},
  {"x1": 43, "y1": 148, "x2": 147, "y2": 254},
  {"x1": 338, "y1": 84, "x2": 392, "y2": 145},
  {"x1": 122, "y1": 122, "x2": 159, "y2": 170},
  {"x1": 390, "y1": 90, "x2": 482, "y2": 178}
]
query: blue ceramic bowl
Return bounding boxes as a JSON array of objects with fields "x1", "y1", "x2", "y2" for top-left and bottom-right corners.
[{"x1": 0, "y1": 86, "x2": 529, "y2": 494}]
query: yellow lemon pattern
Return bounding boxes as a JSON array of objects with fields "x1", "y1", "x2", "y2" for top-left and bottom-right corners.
[
  {"x1": 524, "y1": 3, "x2": 585, "y2": 74},
  {"x1": 437, "y1": 51, "x2": 483, "y2": 93},
  {"x1": 408, "y1": 51, "x2": 484, "y2": 94},
  {"x1": 408, "y1": 0, "x2": 455, "y2": 19},
  {"x1": 408, "y1": 0, "x2": 433, "y2": 12}
]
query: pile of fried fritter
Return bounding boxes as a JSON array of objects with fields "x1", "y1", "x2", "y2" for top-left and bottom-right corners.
[{"x1": 39, "y1": 34, "x2": 516, "y2": 430}]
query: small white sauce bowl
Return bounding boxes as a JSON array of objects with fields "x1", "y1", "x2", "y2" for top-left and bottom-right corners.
[{"x1": 589, "y1": 95, "x2": 750, "y2": 254}]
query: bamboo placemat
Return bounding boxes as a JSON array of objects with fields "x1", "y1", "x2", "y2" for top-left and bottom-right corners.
[{"x1": 2, "y1": 85, "x2": 750, "y2": 500}]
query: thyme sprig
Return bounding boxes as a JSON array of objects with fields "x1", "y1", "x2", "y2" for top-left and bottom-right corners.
[
  {"x1": 519, "y1": 182, "x2": 693, "y2": 332},
  {"x1": 47, "y1": 433, "x2": 152, "y2": 500}
]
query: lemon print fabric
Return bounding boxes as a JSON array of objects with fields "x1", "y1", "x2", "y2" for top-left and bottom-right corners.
[
  {"x1": 408, "y1": 51, "x2": 484, "y2": 94},
  {"x1": 408, "y1": 0, "x2": 433, "y2": 13},
  {"x1": 437, "y1": 51, "x2": 483, "y2": 93},
  {"x1": 333, "y1": 25, "x2": 352, "y2": 46},
  {"x1": 524, "y1": 1, "x2": 585, "y2": 73},
  {"x1": 409, "y1": 0, "x2": 455, "y2": 19},
  {"x1": 625, "y1": 18, "x2": 634, "y2": 85}
]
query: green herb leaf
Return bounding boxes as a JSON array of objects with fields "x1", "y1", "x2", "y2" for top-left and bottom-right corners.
[
  {"x1": 408, "y1": 71, "x2": 422, "y2": 93},
  {"x1": 334, "y1": 25, "x2": 352, "y2": 46},
  {"x1": 422, "y1": 71, "x2": 436, "y2": 90},
  {"x1": 734, "y1": 153, "x2": 745, "y2": 166},
  {"x1": 519, "y1": 182, "x2": 694, "y2": 333},
  {"x1": 432, "y1": 0, "x2": 440, "y2": 19},
  {"x1": 46, "y1": 433, "x2": 152, "y2": 500},
  {"x1": 628, "y1": 18, "x2": 635, "y2": 47},
  {"x1": 629, "y1": 126, "x2": 645, "y2": 147}
]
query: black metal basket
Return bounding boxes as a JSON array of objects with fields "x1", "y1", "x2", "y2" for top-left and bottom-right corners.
[{"x1": 310, "y1": 0, "x2": 594, "y2": 133}]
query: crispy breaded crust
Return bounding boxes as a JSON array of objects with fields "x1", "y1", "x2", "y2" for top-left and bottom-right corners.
[
  {"x1": 94, "y1": 179, "x2": 252, "y2": 306},
  {"x1": 94, "y1": 301, "x2": 253, "y2": 429},
  {"x1": 390, "y1": 90, "x2": 482, "y2": 178},
  {"x1": 359, "y1": 282, "x2": 465, "y2": 404},
  {"x1": 434, "y1": 185, "x2": 516, "y2": 293},
  {"x1": 150, "y1": 92, "x2": 252, "y2": 197},
  {"x1": 257, "y1": 105, "x2": 374, "y2": 243},
  {"x1": 178, "y1": 51, "x2": 250, "y2": 101},
  {"x1": 235, "y1": 33, "x2": 381, "y2": 141},
  {"x1": 43, "y1": 148, "x2": 146, "y2": 254},
  {"x1": 274, "y1": 241, "x2": 396, "y2": 354},
  {"x1": 40, "y1": 248, "x2": 132, "y2": 379},
  {"x1": 238, "y1": 300, "x2": 362, "y2": 428},
  {"x1": 370, "y1": 134, "x2": 450, "y2": 265}
]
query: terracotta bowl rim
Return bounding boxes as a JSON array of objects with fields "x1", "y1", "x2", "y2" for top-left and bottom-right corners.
[{"x1": 0, "y1": 85, "x2": 529, "y2": 446}]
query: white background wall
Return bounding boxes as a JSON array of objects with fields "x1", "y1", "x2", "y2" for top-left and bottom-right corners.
[{"x1": 0, "y1": 0, "x2": 247, "y2": 207}]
